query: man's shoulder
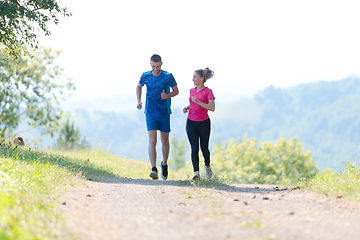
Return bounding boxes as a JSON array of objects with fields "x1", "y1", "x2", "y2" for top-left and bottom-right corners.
[
  {"x1": 161, "y1": 70, "x2": 171, "y2": 75},
  {"x1": 161, "y1": 71, "x2": 176, "y2": 81},
  {"x1": 142, "y1": 71, "x2": 153, "y2": 77}
]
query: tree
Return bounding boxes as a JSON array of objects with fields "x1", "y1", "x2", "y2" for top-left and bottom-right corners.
[
  {"x1": 0, "y1": 0, "x2": 71, "y2": 55},
  {"x1": 0, "y1": 46, "x2": 75, "y2": 138},
  {"x1": 55, "y1": 119, "x2": 90, "y2": 151}
]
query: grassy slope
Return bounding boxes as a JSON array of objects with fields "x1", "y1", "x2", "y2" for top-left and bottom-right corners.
[{"x1": 0, "y1": 146, "x2": 152, "y2": 239}]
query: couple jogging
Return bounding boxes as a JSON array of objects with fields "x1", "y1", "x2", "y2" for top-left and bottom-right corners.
[{"x1": 136, "y1": 54, "x2": 215, "y2": 180}]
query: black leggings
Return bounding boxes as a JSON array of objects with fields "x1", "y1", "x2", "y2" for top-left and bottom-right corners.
[{"x1": 186, "y1": 118, "x2": 211, "y2": 172}]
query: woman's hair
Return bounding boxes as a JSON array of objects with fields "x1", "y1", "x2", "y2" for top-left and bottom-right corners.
[{"x1": 195, "y1": 67, "x2": 214, "y2": 82}]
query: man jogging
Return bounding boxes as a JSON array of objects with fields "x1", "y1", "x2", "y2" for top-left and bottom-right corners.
[{"x1": 136, "y1": 54, "x2": 179, "y2": 180}]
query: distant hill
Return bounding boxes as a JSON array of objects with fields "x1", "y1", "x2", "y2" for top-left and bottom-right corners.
[
  {"x1": 63, "y1": 76, "x2": 360, "y2": 170},
  {"x1": 211, "y1": 75, "x2": 360, "y2": 170}
]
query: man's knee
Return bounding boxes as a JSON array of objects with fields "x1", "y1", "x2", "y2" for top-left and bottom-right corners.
[{"x1": 149, "y1": 138, "x2": 157, "y2": 147}]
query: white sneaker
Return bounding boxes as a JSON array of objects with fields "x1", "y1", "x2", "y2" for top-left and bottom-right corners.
[
  {"x1": 205, "y1": 165, "x2": 213, "y2": 179},
  {"x1": 149, "y1": 167, "x2": 159, "y2": 180},
  {"x1": 192, "y1": 171, "x2": 200, "y2": 180}
]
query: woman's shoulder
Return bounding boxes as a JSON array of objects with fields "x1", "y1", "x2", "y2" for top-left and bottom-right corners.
[{"x1": 204, "y1": 87, "x2": 213, "y2": 92}]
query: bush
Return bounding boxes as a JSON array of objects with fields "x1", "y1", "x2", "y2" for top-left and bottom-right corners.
[{"x1": 212, "y1": 134, "x2": 318, "y2": 185}]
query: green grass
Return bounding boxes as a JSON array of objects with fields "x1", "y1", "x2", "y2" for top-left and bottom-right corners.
[
  {"x1": 0, "y1": 151, "x2": 79, "y2": 239},
  {"x1": 46, "y1": 149, "x2": 150, "y2": 180},
  {"x1": 299, "y1": 161, "x2": 360, "y2": 202},
  {"x1": 0, "y1": 145, "x2": 153, "y2": 239}
]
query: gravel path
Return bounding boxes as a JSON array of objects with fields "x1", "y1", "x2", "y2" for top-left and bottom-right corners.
[{"x1": 59, "y1": 177, "x2": 360, "y2": 240}]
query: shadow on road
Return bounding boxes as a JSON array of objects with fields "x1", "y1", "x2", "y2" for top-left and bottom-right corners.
[{"x1": 91, "y1": 176, "x2": 290, "y2": 194}]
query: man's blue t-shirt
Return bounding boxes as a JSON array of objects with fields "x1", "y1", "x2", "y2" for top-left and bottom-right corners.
[{"x1": 139, "y1": 70, "x2": 177, "y2": 117}]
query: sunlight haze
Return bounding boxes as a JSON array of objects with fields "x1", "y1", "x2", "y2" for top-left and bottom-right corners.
[{"x1": 39, "y1": 0, "x2": 360, "y2": 108}]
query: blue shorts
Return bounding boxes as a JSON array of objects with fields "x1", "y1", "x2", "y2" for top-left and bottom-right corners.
[{"x1": 146, "y1": 115, "x2": 171, "y2": 132}]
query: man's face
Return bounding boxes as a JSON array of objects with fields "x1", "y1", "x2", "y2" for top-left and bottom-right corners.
[{"x1": 150, "y1": 61, "x2": 162, "y2": 76}]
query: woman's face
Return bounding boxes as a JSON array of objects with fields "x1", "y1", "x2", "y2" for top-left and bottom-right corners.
[{"x1": 192, "y1": 72, "x2": 204, "y2": 86}]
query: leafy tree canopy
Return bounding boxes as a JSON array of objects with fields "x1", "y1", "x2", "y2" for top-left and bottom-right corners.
[
  {"x1": 0, "y1": 0, "x2": 71, "y2": 55},
  {"x1": 55, "y1": 118, "x2": 90, "y2": 151},
  {"x1": 0, "y1": 46, "x2": 75, "y2": 138}
]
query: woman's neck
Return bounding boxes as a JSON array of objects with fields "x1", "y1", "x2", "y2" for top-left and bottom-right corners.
[{"x1": 196, "y1": 85, "x2": 205, "y2": 92}]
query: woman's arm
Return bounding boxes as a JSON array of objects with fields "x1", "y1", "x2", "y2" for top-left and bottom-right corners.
[{"x1": 191, "y1": 97, "x2": 215, "y2": 112}]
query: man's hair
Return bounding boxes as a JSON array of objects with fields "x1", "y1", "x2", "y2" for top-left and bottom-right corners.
[{"x1": 150, "y1": 54, "x2": 162, "y2": 62}]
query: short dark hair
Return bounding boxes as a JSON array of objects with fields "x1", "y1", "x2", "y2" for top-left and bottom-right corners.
[{"x1": 150, "y1": 54, "x2": 162, "y2": 62}]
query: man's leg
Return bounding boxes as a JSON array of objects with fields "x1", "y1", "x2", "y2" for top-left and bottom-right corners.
[
  {"x1": 148, "y1": 130, "x2": 157, "y2": 167},
  {"x1": 160, "y1": 131, "x2": 170, "y2": 165},
  {"x1": 160, "y1": 131, "x2": 169, "y2": 180}
]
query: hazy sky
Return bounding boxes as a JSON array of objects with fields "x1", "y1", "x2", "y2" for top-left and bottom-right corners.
[{"x1": 38, "y1": 0, "x2": 360, "y2": 106}]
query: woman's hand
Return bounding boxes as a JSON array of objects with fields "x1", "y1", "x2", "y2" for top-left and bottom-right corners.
[
  {"x1": 191, "y1": 96, "x2": 199, "y2": 104},
  {"x1": 183, "y1": 106, "x2": 190, "y2": 113}
]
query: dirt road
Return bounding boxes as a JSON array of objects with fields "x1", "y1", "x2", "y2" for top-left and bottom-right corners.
[{"x1": 59, "y1": 177, "x2": 360, "y2": 240}]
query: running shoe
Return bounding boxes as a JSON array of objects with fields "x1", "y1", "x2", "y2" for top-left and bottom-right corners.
[
  {"x1": 205, "y1": 165, "x2": 213, "y2": 179},
  {"x1": 149, "y1": 167, "x2": 159, "y2": 180},
  {"x1": 192, "y1": 171, "x2": 200, "y2": 180},
  {"x1": 160, "y1": 161, "x2": 168, "y2": 180}
]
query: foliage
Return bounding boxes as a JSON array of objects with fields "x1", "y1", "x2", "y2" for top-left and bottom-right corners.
[
  {"x1": 0, "y1": 0, "x2": 71, "y2": 55},
  {"x1": 170, "y1": 136, "x2": 187, "y2": 170},
  {"x1": 0, "y1": 46, "x2": 74, "y2": 138},
  {"x1": 212, "y1": 135, "x2": 318, "y2": 185},
  {"x1": 300, "y1": 161, "x2": 360, "y2": 201},
  {"x1": 55, "y1": 118, "x2": 90, "y2": 151}
]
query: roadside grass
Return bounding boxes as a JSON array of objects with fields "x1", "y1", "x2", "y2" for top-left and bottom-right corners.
[
  {"x1": 56, "y1": 150, "x2": 230, "y2": 188},
  {"x1": 0, "y1": 147, "x2": 81, "y2": 239},
  {"x1": 299, "y1": 162, "x2": 360, "y2": 202},
  {"x1": 0, "y1": 145, "x2": 152, "y2": 239},
  {"x1": 46, "y1": 150, "x2": 150, "y2": 180}
]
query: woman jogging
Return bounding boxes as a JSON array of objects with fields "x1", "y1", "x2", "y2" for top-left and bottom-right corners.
[{"x1": 183, "y1": 67, "x2": 215, "y2": 180}]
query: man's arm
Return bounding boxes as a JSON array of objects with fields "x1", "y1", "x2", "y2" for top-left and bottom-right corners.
[
  {"x1": 136, "y1": 83, "x2": 143, "y2": 109},
  {"x1": 161, "y1": 86, "x2": 179, "y2": 99}
]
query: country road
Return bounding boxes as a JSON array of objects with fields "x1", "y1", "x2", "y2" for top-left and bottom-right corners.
[{"x1": 59, "y1": 177, "x2": 360, "y2": 240}]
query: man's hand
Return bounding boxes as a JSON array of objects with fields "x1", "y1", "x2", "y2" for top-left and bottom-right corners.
[
  {"x1": 161, "y1": 90, "x2": 167, "y2": 99},
  {"x1": 137, "y1": 102, "x2": 142, "y2": 109},
  {"x1": 183, "y1": 106, "x2": 190, "y2": 113}
]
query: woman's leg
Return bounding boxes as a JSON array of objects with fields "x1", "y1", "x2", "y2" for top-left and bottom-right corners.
[
  {"x1": 186, "y1": 119, "x2": 200, "y2": 172},
  {"x1": 199, "y1": 118, "x2": 211, "y2": 167}
]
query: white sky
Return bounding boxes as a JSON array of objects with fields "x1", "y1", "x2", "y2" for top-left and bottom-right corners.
[{"x1": 38, "y1": 0, "x2": 360, "y2": 107}]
